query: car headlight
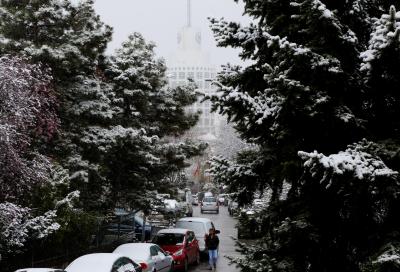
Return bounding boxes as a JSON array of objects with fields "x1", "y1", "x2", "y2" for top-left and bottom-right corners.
[{"x1": 173, "y1": 249, "x2": 184, "y2": 256}]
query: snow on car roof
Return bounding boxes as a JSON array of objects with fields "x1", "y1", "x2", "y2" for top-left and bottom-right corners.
[
  {"x1": 113, "y1": 243, "x2": 155, "y2": 261},
  {"x1": 158, "y1": 228, "x2": 189, "y2": 234},
  {"x1": 177, "y1": 217, "x2": 211, "y2": 223},
  {"x1": 66, "y1": 253, "x2": 128, "y2": 272}
]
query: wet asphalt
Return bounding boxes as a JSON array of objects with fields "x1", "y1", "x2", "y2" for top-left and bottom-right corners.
[{"x1": 188, "y1": 206, "x2": 241, "y2": 272}]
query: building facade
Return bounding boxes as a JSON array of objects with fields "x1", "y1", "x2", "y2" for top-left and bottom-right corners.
[{"x1": 166, "y1": 1, "x2": 219, "y2": 139}]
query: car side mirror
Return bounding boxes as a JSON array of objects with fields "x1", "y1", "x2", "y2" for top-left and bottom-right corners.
[
  {"x1": 165, "y1": 251, "x2": 171, "y2": 255},
  {"x1": 215, "y1": 230, "x2": 221, "y2": 234}
]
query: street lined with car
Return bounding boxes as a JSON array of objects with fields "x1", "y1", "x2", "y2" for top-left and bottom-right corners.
[{"x1": 14, "y1": 192, "x2": 241, "y2": 272}]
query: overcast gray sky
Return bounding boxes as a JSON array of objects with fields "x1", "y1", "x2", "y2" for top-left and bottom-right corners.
[{"x1": 94, "y1": 0, "x2": 250, "y2": 66}]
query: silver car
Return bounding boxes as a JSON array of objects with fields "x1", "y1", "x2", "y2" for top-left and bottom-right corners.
[
  {"x1": 200, "y1": 197, "x2": 219, "y2": 214},
  {"x1": 113, "y1": 243, "x2": 173, "y2": 272}
]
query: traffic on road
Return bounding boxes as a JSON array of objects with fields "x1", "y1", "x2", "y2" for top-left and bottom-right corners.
[{"x1": 14, "y1": 192, "x2": 242, "y2": 272}]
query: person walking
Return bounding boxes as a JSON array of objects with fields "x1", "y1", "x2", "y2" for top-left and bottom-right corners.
[{"x1": 205, "y1": 228, "x2": 219, "y2": 270}]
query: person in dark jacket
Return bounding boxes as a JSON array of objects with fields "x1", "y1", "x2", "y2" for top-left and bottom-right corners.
[{"x1": 205, "y1": 228, "x2": 219, "y2": 270}]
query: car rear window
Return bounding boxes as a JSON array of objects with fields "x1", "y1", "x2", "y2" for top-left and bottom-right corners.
[
  {"x1": 203, "y1": 197, "x2": 216, "y2": 202},
  {"x1": 153, "y1": 233, "x2": 185, "y2": 245}
]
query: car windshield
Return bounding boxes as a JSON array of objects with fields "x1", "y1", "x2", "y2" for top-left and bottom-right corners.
[
  {"x1": 176, "y1": 221, "x2": 205, "y2": 236},
  {"x1": 154, "y1": 233, "x2": 185, "y2": 245},
  {"x1": 203, "y1": 197, "x2": 216, "y2": 203}
]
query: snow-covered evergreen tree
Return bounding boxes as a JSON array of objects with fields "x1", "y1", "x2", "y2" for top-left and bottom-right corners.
[
  {"x1": 208, "y1": 1, "x2": 400, "y2": 271},
  {"x1": 0, "y1": 0, "x2": 113, "y2": 213},
  {"x1": 106, "y1": 33, "x2": 198, "y2": 136},
  {"x1": 69, "y1": 33, "x2": 202, "y2": 212},
  {"x1": 0, "y1": 0, "x2": 112, "y2": 79},
  {"x1": 0, "y1": 0, "x2": 202, "y2": 265}
]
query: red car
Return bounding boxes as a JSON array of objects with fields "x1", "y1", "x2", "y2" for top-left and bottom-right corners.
[{"x1": 152, "y1": 228, "x2": 200, "y2": 271}]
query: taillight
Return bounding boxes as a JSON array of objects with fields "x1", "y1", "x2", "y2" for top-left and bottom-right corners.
[{"x1": 139, "y1": 262, "x2": 148, "y2": 270}]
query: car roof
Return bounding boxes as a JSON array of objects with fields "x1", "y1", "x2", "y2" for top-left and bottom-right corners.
[
  {"x1": 177, "y1": 217, "x2": 212, "y2": 223},
  {"x1": 66, "y1": 253, "x2": 129, "y2": 272},
  {"x1": 157, "y1": 228, "x2": 189, "y2": 234},
  {"x1": 114, "y1": 243, "x2": 155, "y2": 250}
]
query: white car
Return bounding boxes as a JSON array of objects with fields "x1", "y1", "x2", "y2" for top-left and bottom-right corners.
[
  {"x1": 175, "y1": 217, "x2": 217, "y2": 253},
  {"x1": 15, "y1": 268, "x2": 65, "y2": 272},
  {"x1": 217, "y1": 194, "x2": 227, "y2": 205},
  {"x1": 113, "y1": 243, "x2": 173, "y2": 272},
  {"x1": 192, "y1": 195, "x2": 199, "y2": 206},
  {"x1": 65, "y1": 253, "x2": 141, "y2": 272},
  {"x1": 163, "y1": 199, "x2": 179, "y2": 213}
]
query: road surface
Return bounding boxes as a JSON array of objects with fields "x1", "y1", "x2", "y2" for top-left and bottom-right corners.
[{"x1": 188, "y1": 205, "x2": 241, "y2": 271}]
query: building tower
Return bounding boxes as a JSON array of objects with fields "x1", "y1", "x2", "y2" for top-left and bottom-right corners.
[{"x1": 167, "y1": 0, "x2": 219, "y2": 140}]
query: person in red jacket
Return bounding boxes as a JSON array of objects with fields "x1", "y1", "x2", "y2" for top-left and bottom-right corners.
[{"x1": 205, "y1": 228, "x2": 220, "y2": 270}]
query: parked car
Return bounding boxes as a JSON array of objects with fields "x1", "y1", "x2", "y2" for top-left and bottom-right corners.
[
  {"x1": 163, "y1": 199, "x2": 179, "y2": 213},
  {"x1": 153, "y1": 228, "x2": 200, "y2": 271},
  {"x1": 228, "y1": 200, "x2": 239, "y2": 216},
  {"x1": 200, "y1": 196, "x2": 219, "y2": 214},
  {"x1": 113, "y1": 243, "x2": 174, "y2": 272},
  {"x1": 15, "y1": 268, "x2": 65, "y2": 272},
  {"x1": 65, "y1": 253, "x2": 141, "y2": 272},
  {"x1": 237, "y1": 209, "x2": 262, "y2": 239},
  {"x1": 181, "y1": 202, "x2": 193, "y2": 217},
  {"x1": 175, "y1": 217, "x2": 218, "y2": 254},
  {"x1": 107, "y1": 214, "x2": 152, "y2": 241},
  {"x1": 204, "y1": 192, "x2": 213, "y2": 198},
  {"x1": 217, "y1": 194, "x2": 228, "y2": 206},
  {"x1": 191, "y1": 195, "x2": 199, "y2": 206}
]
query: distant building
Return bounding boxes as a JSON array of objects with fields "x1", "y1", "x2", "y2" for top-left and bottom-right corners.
[{"x1": 166, "y1": 0, "x2": 219, "y2": 139}]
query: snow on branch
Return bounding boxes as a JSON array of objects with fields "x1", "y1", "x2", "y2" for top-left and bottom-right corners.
[
  {"x1": 0, "y1": 202, "x2": 60, "y2": 251},
  {"x1": 299, "y1": 140, "x2": 398, "y2": 189},
  {"x1": 373, "y1": 244, "x2": 400, "y2": 266},
  {"x1": 361, "y1": 6, "x2": 400, "y2": 73},
  {"x1": 209, "y1": 16, "x2": 343, "y2": 74},
  {"x1": 208, "y1": 156, "x2": 257, "y2": 184},
  {"x1": 81, "y1": 126, "x2": 158, "y2": 152}
]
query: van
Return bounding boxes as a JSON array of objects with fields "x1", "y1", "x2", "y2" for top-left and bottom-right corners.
[{"x1": 175, "y1": 217, "x2": 218, "y2": 253}]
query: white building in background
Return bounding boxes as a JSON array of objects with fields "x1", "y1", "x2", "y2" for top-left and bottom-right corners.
[{"x1": 167, "y1": 0, "x2": 220, "y2": 139}]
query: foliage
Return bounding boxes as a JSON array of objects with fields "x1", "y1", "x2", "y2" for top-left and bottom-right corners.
[
  {"x1": 0, "y1": 0, "x2": 202, "y2": 267},
  {"x1": 0, "y1": 0, "x2": 112, "y2": 80},
  {"x1": 208, "y1": 1, "x2": 400, "y2": 271},
  {"x1": 59, "y1": 32, "x2": 203, "y2": 213},
  {"x1": 0, "y1": 55, "x2": 63, "y2": 255}
]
